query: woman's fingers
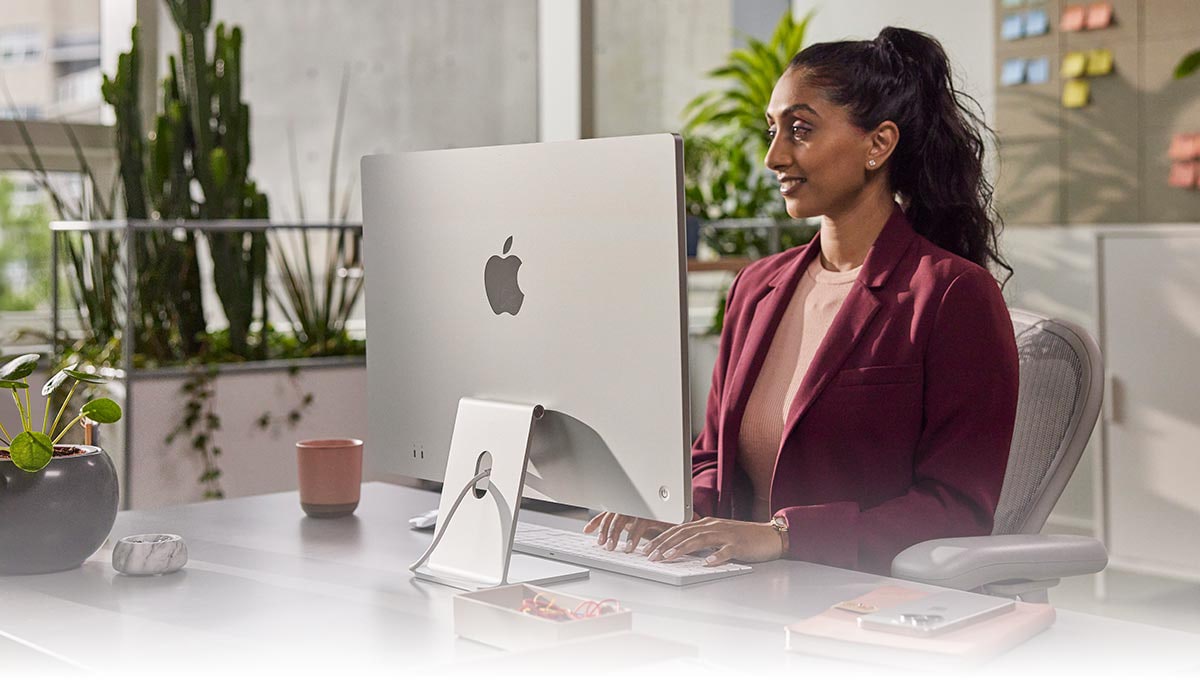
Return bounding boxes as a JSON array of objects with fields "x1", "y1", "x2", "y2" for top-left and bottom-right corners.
[
  {"x1": 643, "y1": 519, "x2": 702, "y2": 555},
  {"x1": 595, "y1": 512, "x2": 617, "y2": 545},
  {"x1": 649, "y1": 532, "x2": 719, "y2": 561},
  {"x1": 604, "y1": 514, "x2": 634, "y2": 550},
  {"x1": 583, "y1": 512, "x2": 605, "y2": 534},
  {"x1": 703, "y1": 544, "x2": 736, "y2": 566},
  {"x1": 624, "y1": 520, "x2": 654, "y2": 553},
  {"x1": 585, "y1": 515, "x2": 676, "y2": 552}
]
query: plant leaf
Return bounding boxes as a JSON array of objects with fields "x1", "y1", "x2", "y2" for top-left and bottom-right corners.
[
  {"x1": 41, "y1": 364, "x2": 77, "y2": 396},
  {"x1": 0, "y1": 354, "x2": 40, "y2": 381},
  {"x1": 81, "y1": 398, "x2": 123, "y2": 424},
  {"x1": 64, "y1": 369, "x2": 109, "y2": 385},
  {"x1": 0, "y1": 380, "x2": 30, "y2": 390},
  {"x1": 10, "y1": 431, "x2": 53, "y2": 472},
  {"x1": 1175, "y1": 49, "x2": 1200, "y2": 79}
]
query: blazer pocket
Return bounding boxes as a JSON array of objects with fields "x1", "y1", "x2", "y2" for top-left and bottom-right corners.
[{"x1": 834, "y1": 364, "x2": 923, "y2": 387}]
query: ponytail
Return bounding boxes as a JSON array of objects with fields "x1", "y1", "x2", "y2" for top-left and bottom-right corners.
[{"x1": 788, "y1": 27, "x2": 1011, "y2": 285}]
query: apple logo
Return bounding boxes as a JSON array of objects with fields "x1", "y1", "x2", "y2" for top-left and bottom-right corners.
[{"x1": 484, "y1": 235, "x2": 525, "y2": 315}]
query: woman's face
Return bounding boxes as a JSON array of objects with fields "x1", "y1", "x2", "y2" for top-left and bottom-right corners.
[{"x1": 764, "y1": 69, "x2": 876, "y2": 219}]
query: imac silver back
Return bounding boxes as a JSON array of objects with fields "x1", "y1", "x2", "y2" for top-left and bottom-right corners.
[{"x1": 361, "y1": 134, "x2": 691, "y2": 523}]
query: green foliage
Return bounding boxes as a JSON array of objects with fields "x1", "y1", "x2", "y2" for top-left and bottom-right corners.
[
  {"x1": 681, "y1": 10, "x2": 811, "y2": 226},
  {"x1": 0, "y1": 177, "x2": 52, "y2": 311},
  {"x1": 0, "y1": 353, "x2": 121, "y2": 472},
  {"x1": 9, "y1": 432, "x2": 52, "y2": 472},
  {"x1": 0, "y1": 354, "x2": 39, "y2": 380},
  {"x1": 679, "y1": 10, "x2": 817, "y2": 335},
  {"x1": 81, "y1": 398, "x2": 122, "y2": 424},
  {"x1": 1175, "y1": 49, "x2": 1200, "y2": 79},
  {"x1": 274, "y1": 70, "x2": 365, "y2": 357},
  {"x1": 102, "y1": 3, "x2": 271, "y2": 363}
]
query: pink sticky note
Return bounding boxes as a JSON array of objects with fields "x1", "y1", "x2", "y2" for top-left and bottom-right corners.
[
  {"x1": 1169, "y1": 161, "x2": 1198, "y2": 189},
  {"x1": 1085, "y1": 2, "x2": 1113, "y2": 30},
  {"x1": 1061, "y1": 4, "x2": 1086, "y2": 31}
]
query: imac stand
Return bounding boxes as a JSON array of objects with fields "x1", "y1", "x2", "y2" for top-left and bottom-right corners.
[{"x1": 409, "y1": 398, "x2": 589, "y2": 590}]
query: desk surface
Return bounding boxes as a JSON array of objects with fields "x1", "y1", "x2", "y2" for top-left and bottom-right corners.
[{"x1": 2, "y1": 482, "x2": 1197, "y2": 677}]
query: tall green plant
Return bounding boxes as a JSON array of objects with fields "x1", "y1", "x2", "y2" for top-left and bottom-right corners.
[
  {"x1": 273, "y1": 69, "x2": 364, "y2": 356},
  {"x1": 681, "y1": 9, "x2": 812, "y2": 225},
  {"x1": 161, "y1": 1, "x2": 270, "y2": 360},
  {"x1": 102, "y1": 25, "x2": 209, "y2": 363}
]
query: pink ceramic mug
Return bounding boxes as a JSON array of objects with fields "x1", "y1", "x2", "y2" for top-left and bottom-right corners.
[{"x1": 296, "y1": 438, "x2": 363, "y2": 518}]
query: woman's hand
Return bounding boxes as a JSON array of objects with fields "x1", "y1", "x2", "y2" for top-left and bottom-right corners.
[
  {"x1": 583, "y1": 512, "x2": 673, "y2": 553},
  {"x1": 642, "y1": 517, "x2": 784, "y2": 566}
]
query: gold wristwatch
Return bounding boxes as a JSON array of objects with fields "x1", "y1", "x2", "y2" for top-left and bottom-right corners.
[{"x1": 770, "y1": 515, "x2": 789, "y2": 553}]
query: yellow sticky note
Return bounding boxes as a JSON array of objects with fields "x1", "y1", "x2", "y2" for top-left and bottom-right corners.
[
  {"x1": 1063, "y1": 78, "x2": 1090, "y2": 108},
  {"x1": 1061, "y1": 51, "x2": 1088, "y2": 78},
  {"x1": 1086, "y1": 48, "x2": 1114, "y2": 76}
]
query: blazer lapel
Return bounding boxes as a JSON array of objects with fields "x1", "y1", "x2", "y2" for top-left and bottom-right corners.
[
  {"x1": 777, "y1": 204, "x2": 918, "y2": 450},
  {"x1": 716, "y1": 238, "x2": 823, "y2": 509}
]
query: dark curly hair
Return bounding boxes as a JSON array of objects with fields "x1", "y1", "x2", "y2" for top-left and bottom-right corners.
[{"x1": 788, "y1": 26, "x2": 1011, "y2": 285}]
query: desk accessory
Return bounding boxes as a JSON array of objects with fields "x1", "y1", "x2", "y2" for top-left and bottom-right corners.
[
  {"x1": 296, "y1": 438, "x2": 363, "y2": 518},
  {"x1": 0, "y1": 355, "x2": 122, "y2": 575},
  {"x1": 856, "y1": 590, "x2": 1016, "y2": 637},
  {"x1": 784, "y1": 585, "x2": 1055, "y2": 669},
  {"x1": 408, "y1": 509, "x2": 438, "y2": 530},
  {"x1": 454, "y1": 583, "x2": 632, "y2": 651},
  {"x1": 112, "y1": 534, "x2": 188, "y2": 575}
]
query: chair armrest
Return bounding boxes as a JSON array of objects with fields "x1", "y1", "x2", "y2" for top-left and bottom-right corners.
[{"x1": 891, "y1": 534, "x2": 1108, "y2": 591}]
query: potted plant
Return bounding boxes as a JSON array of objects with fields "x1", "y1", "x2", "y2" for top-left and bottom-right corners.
[{"x1": 0, "y1": 353, "x2": 123, "y2": 575}]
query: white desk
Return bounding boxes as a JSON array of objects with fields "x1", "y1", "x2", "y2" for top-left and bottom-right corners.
[{"x1": 2, "y1": 483, "x2": 1197, "y2": 677}]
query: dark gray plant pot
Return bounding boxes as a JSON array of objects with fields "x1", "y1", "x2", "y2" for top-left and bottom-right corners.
[{"x1": 0, "y1": 445, "x2": 119, "y2": 576}]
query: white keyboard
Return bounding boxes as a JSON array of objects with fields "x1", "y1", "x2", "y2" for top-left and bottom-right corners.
[{"x1": 513, "y1": 523, "x2": 753, "y2": 586}]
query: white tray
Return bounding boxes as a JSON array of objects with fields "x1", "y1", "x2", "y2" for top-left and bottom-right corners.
[{"x1": 454, "y1": 583, "x2": 632, "y2": 651}]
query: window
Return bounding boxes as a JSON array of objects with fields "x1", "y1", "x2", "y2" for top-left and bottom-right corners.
[
  {"x1": 0, "y1": 29, "x2": 41, "y2": 65},
  {"x1": 0, "y1": 0, "x2": 129, "y2": 346}
]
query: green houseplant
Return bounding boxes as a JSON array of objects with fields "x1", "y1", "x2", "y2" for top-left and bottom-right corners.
[
  {"x1": 682, "y1": 9, "x2": 814, "y2": 232},
  {"x1": 680, "y1": 9, "x2": 819, "y2": 333},
  {"x1": 0, "y1": 353, "x2": 123, "y2": 575}
]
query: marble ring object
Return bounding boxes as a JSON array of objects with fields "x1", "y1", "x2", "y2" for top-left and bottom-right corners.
[{"x1": 112, "y1": 534, "x2": 188, "y2": 576}]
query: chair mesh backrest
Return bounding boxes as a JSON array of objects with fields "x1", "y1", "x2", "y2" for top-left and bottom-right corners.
[{"x1": 991, "y1": 310, "x2": 1099, "y2": 535}]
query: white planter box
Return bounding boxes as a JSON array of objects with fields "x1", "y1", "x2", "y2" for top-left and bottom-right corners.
[{"x1": 112, "y1": 362, "x2": 367, "y2": 510}]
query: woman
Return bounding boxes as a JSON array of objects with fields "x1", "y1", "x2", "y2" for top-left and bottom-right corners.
[{"x1": 585, "y1": 27, "x2": 1019, "y2": 575}]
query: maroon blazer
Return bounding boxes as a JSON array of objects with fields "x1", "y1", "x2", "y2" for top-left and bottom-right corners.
[{"x1": 691, "y1": 204, "x2": 1019, "y2": 574}]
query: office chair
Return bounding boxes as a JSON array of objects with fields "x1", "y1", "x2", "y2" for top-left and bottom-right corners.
[{"x1": 891, "y1": 309, "x2": 1108, "y2": 602}]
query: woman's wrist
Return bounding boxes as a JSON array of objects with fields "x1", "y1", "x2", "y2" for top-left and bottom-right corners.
[{"x1": 768, "y1": 515, "x2": 789, "y2": 558}]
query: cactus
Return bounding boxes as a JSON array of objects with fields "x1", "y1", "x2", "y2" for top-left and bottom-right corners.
[
  {"x1": 102, "y1": 25, "x2": 209, "y2": 362},
  {"x1": 103, "y1": 1, "x2": 271, "y2": 361},
  {"x1": 164, "y1": 0, "x2": 269, "y2": 359}
]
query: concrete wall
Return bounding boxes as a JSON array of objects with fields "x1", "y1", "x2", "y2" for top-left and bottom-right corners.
[
  {"x1": 591, "y1": 0, "x2": 734, "y2": 137},
  {"x1": 792, "y1": 0, "x2": 996, "y2": 126},
  {"x1": 169, "y1": 0, "x2": 540, "y2": 222}
]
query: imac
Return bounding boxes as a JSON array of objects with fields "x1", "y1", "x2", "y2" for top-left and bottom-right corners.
[{"x1": 361, "y1": 134, "x2": 692, "y2": 589}]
